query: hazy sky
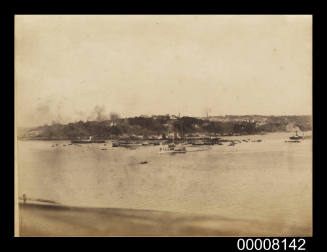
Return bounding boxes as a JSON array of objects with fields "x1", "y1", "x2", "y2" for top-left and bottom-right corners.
[{"x1": 15, "y1": 15, "x2": 312, "y2": 127}]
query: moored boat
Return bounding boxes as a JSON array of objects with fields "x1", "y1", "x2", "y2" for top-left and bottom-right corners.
[
  {"x1": 71, "y1": 136, "x2": 106, "y2": 144},
  {"x1": 112, "y1": 140, "x2": 142, "y2": 148},
  {"x1": 159, "y1": 143, "x2": 186, "y2": 154},
  {"x1": 289, "y1": 131, "x2": 304, "y2": 140}
]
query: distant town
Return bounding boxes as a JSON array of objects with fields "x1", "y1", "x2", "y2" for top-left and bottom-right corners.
[{"x1": 17, "y1": 114, "x2": 312, "y2": 141}]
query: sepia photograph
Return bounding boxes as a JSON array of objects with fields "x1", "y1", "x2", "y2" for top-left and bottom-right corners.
[{"x1": 15, "y1": 15, "x2": 312, "y2": 237}]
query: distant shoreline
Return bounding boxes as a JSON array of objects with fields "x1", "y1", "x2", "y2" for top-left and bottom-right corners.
[
  {"x1": 17, "y1": 115, "x2": 312, "y2": 142},
  {"x1": 17, "y1": 130, "x2": 313, "y2": 142}
]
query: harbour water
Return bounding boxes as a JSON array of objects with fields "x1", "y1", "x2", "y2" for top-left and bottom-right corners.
[{"x1": 16, "y1": 132, "x2": 312, "y2": 234}]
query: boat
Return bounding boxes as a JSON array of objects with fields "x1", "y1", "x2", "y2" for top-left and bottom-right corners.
[
  {"x1": 289, "y1": 131, "x2": 304, "y2": 140},
  {"x1": 159, "y1": 143, "x2": 186, "y2": 154},
  {"x1": 112, "y1": 140, "x2": 142, "y2": 148},
  {"x1": 112, "y1": 142, "x2": 119, "y2": 147},
  {"x1": 174, "y1": 144, "x2": 187, "y2": 153},
  {"x1": 191, "y1": 140, "x2": 207, "y2": 146},
  {"x1": 168, "y1": 143, "x2": 175, "y2": 149},
  {"x1": 159, "y1": 127, "x2": 187, "y2": 153},
  {"x1": 71, "y1": 136, "x2": 105, "y2": 144},
  {"x1": 142, "y1": 141, "x2": 151, "y2": 146}
]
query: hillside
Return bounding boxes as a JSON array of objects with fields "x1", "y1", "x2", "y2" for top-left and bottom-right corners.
[{"x1": 17, "y1": 115, "x2": 312, "y2": 140}]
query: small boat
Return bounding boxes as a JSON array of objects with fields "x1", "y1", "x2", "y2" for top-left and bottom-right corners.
[
  {"x1": 139, "y1": 161, "x2": 148, "y2": 164},
  {"x1": 192, "y1": 140, "x2": 207, "y2": 146},
  {"x1": 168, "y1": 143, "x2": 175, "y2": 149},
  {"x1": 71, "y1": 136, "x2": 105, "y2": 144},
  {"x1": 174, "y1": 144, "x2": 187, "y2": 153},
  {"x1": 289, "y1": 131, "x2": 304, "y2": 140},
  {"x1": 112, "y1": 142, "x2": 119, "y2": 147},
  {"x1": 112, "y1": 140, "x2": 143, "y2": 148},
  {"x1": 159, "y1": 144, "x2": 186, "y2": 154}
]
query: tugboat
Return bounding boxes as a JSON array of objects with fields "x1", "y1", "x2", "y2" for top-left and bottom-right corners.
[
  {"x1": 289, "y1": 131, "x2": 304, "y2": 140},
  {"x1": 71, "y1": 136, "x2": 106, "y2": 144}
]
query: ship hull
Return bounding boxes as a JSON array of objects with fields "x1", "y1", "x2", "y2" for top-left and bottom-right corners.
[
  {"x1": 71, "y1": 140, "x2": 106, "y2": 144},
  {"x1": 289, "y1": 136, "x2": 303, "y2": 140}
]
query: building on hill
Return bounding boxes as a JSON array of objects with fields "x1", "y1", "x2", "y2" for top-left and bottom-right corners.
[{"x1": 170, "y1": 115, "x2": 179, "y2": 120}]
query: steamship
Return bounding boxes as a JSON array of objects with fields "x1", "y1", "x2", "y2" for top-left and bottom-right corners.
[{"x1": 289, "y1": 131, "x2": 304, "y2": 140}]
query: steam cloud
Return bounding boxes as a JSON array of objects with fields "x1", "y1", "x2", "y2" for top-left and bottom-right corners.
[{"x1": 87, "y1": 105, "x2": 120, "y2": 122}]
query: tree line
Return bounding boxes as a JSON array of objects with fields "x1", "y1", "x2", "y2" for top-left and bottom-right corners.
[{"x1": 19, "y1": 115, "x2": 312, "y2": 140}]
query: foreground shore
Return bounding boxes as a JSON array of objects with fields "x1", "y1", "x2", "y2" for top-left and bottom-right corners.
[{"x1": 17, "y1": 203, "x2": 311, "y2": 237}]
